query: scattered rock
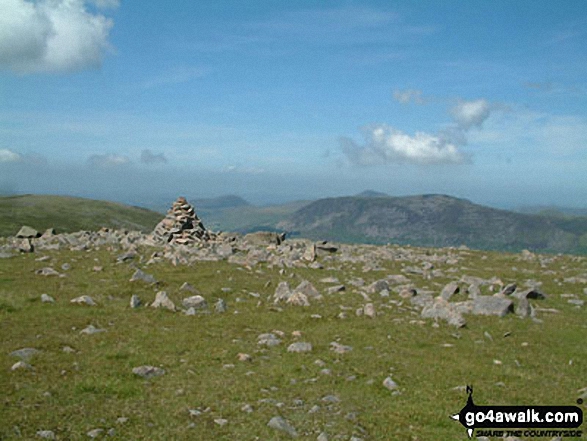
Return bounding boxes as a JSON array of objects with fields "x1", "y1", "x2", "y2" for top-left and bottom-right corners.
[
  {"x1": 151, "y1": 291, "x2": 176, "y2": 311},
  {"x1": 41, "y1": 293, "x2": 55, "y2": 303},
  {"x1": 87, "y1": 428, "x2": 104, "y2": 438},
  {"x1": 439, "y1": 282, "x2": 459, "y2": 300},
  {"x1": 267, "y1": 416, "x2": 298, "y2": 438},
  {"x1": 330, "y1": 342, "x2": 353, "y2": 354},
  {"x1": 36, "y1": 430, "x2": 56, "y2": 439},
  {"x1": 130, "y1": 294, "x2": 141, "y2": 308},
  {"x1": 80, "y1": 325, "x2": 106, "y2": 335},
  {"x1": 214, "y1": 298, "x2": 227, "y2": 313},
  {"x1": 132, "y1": 365, "x2": 166, "y2": 379},
  {"x1": 36, "y1": 267, "x2": 60, "y2": 277},
  {"x1": 471, "y1": 296, "x2": 513, "y2": 317},
  {"x1": 287, "y1": 342, "x2": 313, "y2": 353},
  {"x1": 11, "y1": 361, "x2": 33, "y2": 371},
  {"x1": 182, "y1": 295, "x2": 207, "y2": 310},
  {"x1": 70, "y1": 295, "x2": 97, "y2": 306},
  {"x1": 286, "y1": 292, "x2": 310, "y2": 306},
  {"x1": 129, "y1": 269, "x2": 157, "y2": 284},
  {"x1": 17, "y1": 225, "x2": 40, "y2": 238},
  {"x1": 383, "y1": 376, "x2": 398, "y2": 391},
  {"x1": 10, "y1": 348, "x2": 41, "y2": 360},
  {"x1": 258, "y1": 333, "x2": 282, "y2": 347}
]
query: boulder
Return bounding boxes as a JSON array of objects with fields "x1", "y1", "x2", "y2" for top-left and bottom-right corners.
[
  {"x1": 471, "y1": 296, "x2": 513, "y2": 317},
  {"x1": 16, "y1": 225, "x2": 40, "y2": 238},
  {"x1": 151, "y1": 291, "x2": 176, "y2": 311}
]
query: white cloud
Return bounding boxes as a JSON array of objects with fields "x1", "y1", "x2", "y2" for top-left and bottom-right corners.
[
  {"x1": 0, "y1": 0, "x2": 116, "y2": 73},
  {"x1": 140, "y1": 149, "x2": 167, "y2": 164},
  {"x1": 341, "y1": 125, "x2": 466, "y2": 166},
  {"x1": 0, "y1": 148, "x2": 22, "y2": 163},
  {"x1": 450, "y1": 99, "x2": 492, "y2": 130},
  {"x1": 222, "y1": 165, "x2": 265, "y2": 174},
  {"x1": 393, "y1": 89, "x2": 425, "y2": 105},
  {"x1": 87, "y1": 153, "x2": 130, "y2": 168}
]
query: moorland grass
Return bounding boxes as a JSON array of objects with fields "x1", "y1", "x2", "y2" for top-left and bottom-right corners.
[{"x1": 0, "y1": 245, "x2": 585, "y2": 440}]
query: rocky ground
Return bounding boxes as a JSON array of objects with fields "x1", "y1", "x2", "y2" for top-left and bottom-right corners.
[{"x1": 0, "y1": 199, "x2": 585, "y2": 440}]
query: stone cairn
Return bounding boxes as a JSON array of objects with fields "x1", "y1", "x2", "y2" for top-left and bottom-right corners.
[{"x1": 152, "y1": 197, "x2": 213, "y2": 245}]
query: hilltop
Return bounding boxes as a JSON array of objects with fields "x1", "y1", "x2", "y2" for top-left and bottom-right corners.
[{"x1": 0, "y1": 194, "x2": 162, "y2": 237}]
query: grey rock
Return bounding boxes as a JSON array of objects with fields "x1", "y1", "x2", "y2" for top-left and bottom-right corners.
[
  {"x1": 467, "y1": 284, "x2": 481, "y2": 299},
  {"x1": 293, "y1": 280, "x2": 322, "y2": 299},
  {"x1": 439, "y1": 282, "x2": 459, "y2": 300},
  {"x1": 514, "y1": 288, "x2": 547, "y2": 300},
  {"x1": 41, "y1": 293, "x2": 55, "y2": 303},
  {"x1": 182, "y1": 295, "x2": 207, "y2": 310},
  {"x1": 317, "y1": 432, "x2": 329, "y2": 441},
  {"x1": 421, "y1": 298, "x2": 466, "y2": 327},
  {"x1": 330, "y1": 341, "x2": 353, "y2": 354},
  {"x1": 10, "y1": 347, "x2": 41, "y2": 360},
  {"x1": 500, "y1": 283, "x2": 517, "y2": 296},
  {"x1": 16, "y1": 238, "x2": 34, "y2": 253},
  {"x1": 80, "y1": 325, "x2": 106, "y2": 335},
  {"x1": 71, "y1": 295, "x2": 97, "y2": 306},
  {"x1": 267, "y1": 416, "x2": 298, "y2": 438},
  {"x1": 516, "y1": 297, "x2": 531, "y2": 318},
  {"x1": 367, "y1": 279, "x2": 389, "y2": 294},
  {"x1": 383, "y1": 376, "x2": 398, "y2": 391},
  {"x1": 129, "y1": 269, "x2": 157, "y2": 284},
  {"x1": 36, "y1": 267, "x2": 60, "y2": 276},
  {"x1": 36, "y1": 430, "x2": 56, "y2": 439},
  {"x1": 471, "y1": 296, "x2": 513, "y2": 317},
  {"x1": 17, "y1": 225, "x2": 39, "y2": 238},
  {"x1": 87, "y1": 428, "x2": 104, "y2": 438},
  {"x1": 132, "y1": 365, "x2": 166, "y2": 379},
  {"x1": 326, "y1": 284, "x2": 345, "y2": 294},
  {"x1": 286, "y1": 292, "x2": 310, "y2": 306},
  {"x1": 151, "y1": 291, "x2": 176, "y2": 311},
  {"x1": 287, "y1": 342, "x2": 313, "y2": 353},
  {"x1": 363, "y1": 303, "x2": 376, "y2": 318},
  {"x1": 258, "y1": 333, "x2": 282, "y2": 347},
  {"x1": 130, "y1": 294, "x2": 141, "y2": 308},
  {"x1": 399, "y1": 288, "x2": 417, "y2": 299},
  {"x1": 274, "y1": 281, "x2": 292, "y2": 303},
  {"x1": 11, "y1": 360, "x2": 33, "y2": 371},
  {"x1": 179, "y1": 282, "x2": 200, "y2": 294},
  {"x1": 215, "y1": 298, "x2": 227, "y2": 313},
  {"x1": 244, "y1": 231, "x2": 285, "y2": 246}
]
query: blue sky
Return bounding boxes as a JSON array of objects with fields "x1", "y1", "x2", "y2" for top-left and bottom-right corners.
[{"x1": 0, "y1": 0, "x2": 586, "y2": 208}]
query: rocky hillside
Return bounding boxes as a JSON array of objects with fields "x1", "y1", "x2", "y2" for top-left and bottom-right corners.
[
  {"x1": 0, "y1": 194, "x2": 163, "y2": 236},
  {"x1": 278, "y1": 194, "x2": 587, "y2": 254}
]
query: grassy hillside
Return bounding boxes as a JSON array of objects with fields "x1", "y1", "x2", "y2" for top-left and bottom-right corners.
[
  {"x1": 0, "y1": 240, "x2": 585, "y2": 439},
  {"x1": 279, "y1": 194, "x2": 587, "y2": 254},
  {"x1": 0, "y1": 195, "x2": 163, "y2": 236}
]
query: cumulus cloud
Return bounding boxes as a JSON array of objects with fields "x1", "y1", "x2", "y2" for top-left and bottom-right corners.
[
  {"x1": 140, "y1": 149, "x2": 168, "y2": 164},
  {"x1": 0, "y1": 0, "x2": 116, "y2": 73},
  {"x1": 393, "y1": 89, "x2": 425, "y2": 105},
  {"x1": 450, "y1": 99, "x2": 492, "y2": 130},
  {"x1": 341, "y1": 125, "x2": 466, "y2": 166},
  {"x1": 87, "y1": 153, "x2": 130, "y2": 168},
  {"x1": 0, "y1": 148, "x2": 23, "y2": 163}
]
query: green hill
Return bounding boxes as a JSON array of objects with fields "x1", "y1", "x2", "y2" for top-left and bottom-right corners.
[
  {"x1": 0, "y1": 194, "x2": 163, "y2": 236},
  {"x1": 278, "y1": 194, "x2": 587, "y2": 254}
]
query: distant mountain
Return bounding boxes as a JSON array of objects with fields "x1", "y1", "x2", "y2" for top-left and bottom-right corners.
[
  {"x1": 0, "y1": 194, "x2": 163, "y2": 236},
  {"x1": 278, "y1": 194, "x2": 587, "y2": 254},
  {"x1": 356, "y1": 190, "x2": 389, "y2": 198},
  {"x1": 191, "y1": 195, "x2": 250, "y2": 211}
]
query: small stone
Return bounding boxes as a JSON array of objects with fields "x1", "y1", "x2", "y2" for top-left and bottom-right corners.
[
  {"x1": 237, "y1": 353, "x2": 252, "y2": 362},
  {"x1": 36, "y1": 430, "x2": 56, "y2": 439},
  {"x1": 241, "y1": 404, "x2": 253, "y2": 413},
  {"x1": 330, "y1": 342, "x2": 352, "y2": 354},
  {"x1": 214, "y1": 419, "x2": 228, "y2": 426},
  {"x1": 41, "y1": 293, "x2": 55, "y2": 303},
  {"x1": 80, "y1": 325, "x2": 106, "y2": 335},
  {"x1": 87, "y1": 428, "x2": 104, "y2": 438},
  {"x1": 363, "y1": 303, "x2": 376, "y2": 318},
  {"x1": 287, "y1": 342, "x2": 313, "y2": 353},
  {"x1": 132, "y1": 365, "x2": 165, "y2": 379},
  {"x1": 10, "y1": 347, "x2": 40, "y2": 360},
  {"x1": 116, "y1": 417, "x2": 129, "y2": 424},
  {"x1": 267, "y1": 416, "x2": 298, "y2": 438},
  {"x1": 383, "y1": 376, "x2": 398, "y2": 391},
  {"x1": 70, "y1": 295, "x2": 97, "y2": 306},
  {"x1": 151, "y1": 291, "x2": 176, "y2": 311},
  {"x1": 130, "y1": 294, "x2": 141, "y2": 308},
  {"x1": 321, "y1": 394, "x2": 340, "y2": 403},
  {"x1": 129, "y1": 269, "x2": 157, "y2": 284},
  {"x1": 11, "y1": 361, "x2": 33, "y2": 371},
  {"x1": 258, "y1": 333, "x2": 281, "y2": 347},
  {"x1": 182, "y1": 295, "x2": 207, "y2": 310},
  {"x1": 215, "y1": 298, "x2": 227, "y2": 313},
  {"x1": 36, "y1": 267, "x2": 60, "y2": 276}
]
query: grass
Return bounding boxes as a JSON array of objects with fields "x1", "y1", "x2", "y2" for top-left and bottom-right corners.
[
  {"x1": 0, "y1": 194, "x2": 163, "y2": 237},
  {"x1": 0, "y1": 243, "x2": 585, "y2": 440}
]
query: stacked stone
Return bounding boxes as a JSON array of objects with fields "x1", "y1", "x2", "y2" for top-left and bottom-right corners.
[{"x1": 153, "y1": 197, "x2": 212, "y2": 245}]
